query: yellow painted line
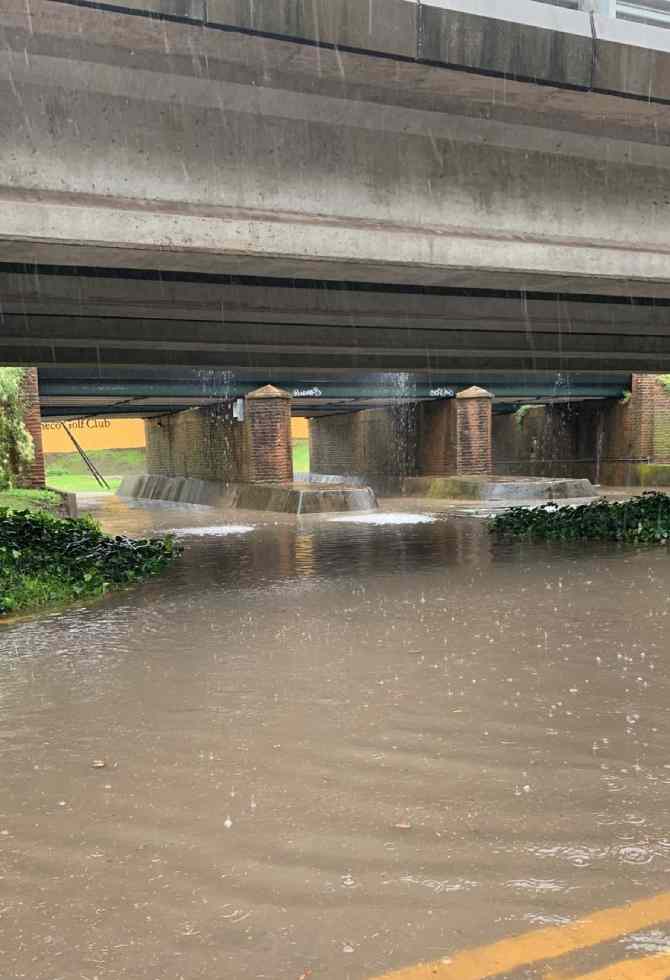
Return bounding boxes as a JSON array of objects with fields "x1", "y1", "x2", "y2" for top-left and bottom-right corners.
[
  {"x1": 552, "y1": 950, "x2": 670, "y2": 979},
  {"x1": 370, "y1": 892, "x2": 670, "y2": 980}
]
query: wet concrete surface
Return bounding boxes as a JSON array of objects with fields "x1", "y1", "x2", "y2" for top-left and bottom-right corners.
[{"x1": 2, "y1": 495, "x2": 670, "y2": 979}]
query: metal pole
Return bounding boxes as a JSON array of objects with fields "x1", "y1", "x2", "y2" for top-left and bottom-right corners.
[{"x1": 60, "y1": 423, "x2": 111, "y2": 491}]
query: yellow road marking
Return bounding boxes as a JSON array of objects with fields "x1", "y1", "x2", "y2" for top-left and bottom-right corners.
[
  {"x1": 370, "y1": 891, "x2": 670, "y2": 979},
  {"x1": 551, "y1": 951, "x2": 670, "y2": 979}
]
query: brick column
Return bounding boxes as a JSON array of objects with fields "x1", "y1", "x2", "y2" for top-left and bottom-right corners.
[
  {"x1": 418, "y1": 387, "x2": 493, "y2": 476},
  {"x1": 454, "y1": 386, "x2": 493, "y2": 474},
  {"x1": 243, "y1": 385, "x2": 293, "y2": 483},
  {"x1": 628, "y1": 374, "x2": 657, "y2": 463},
  {"x1": 19, "y1": 368, "x2": 46, "y2": 488}
]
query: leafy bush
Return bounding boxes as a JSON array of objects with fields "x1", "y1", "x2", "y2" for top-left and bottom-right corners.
[
  {"x1": 0, "y1": 368, "x2": 34, "y2": 490},
  {"x1": 0, "y1": 508, "x2": 181, "y2": 616},
  {"x1": 489, "y1": 492, "x2": 670, "y2": 544}
]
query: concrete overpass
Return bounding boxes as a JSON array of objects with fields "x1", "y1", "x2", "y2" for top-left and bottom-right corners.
[{"x1": 3, "y1": 0, "x2": 670, "y2": 378}]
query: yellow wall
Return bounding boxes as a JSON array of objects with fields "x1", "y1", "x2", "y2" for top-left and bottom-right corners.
[
  {"x1": 42, "y1": 418, "x2": 146, "y2": 454},
  {"x1": 43, "y1": 414, "x2": 309, "y2": 453},
  {"x1": 292, "y1": 417, "x2": 308, "y2": 439}
]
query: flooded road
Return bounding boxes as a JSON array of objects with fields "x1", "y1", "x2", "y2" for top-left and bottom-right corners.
[{"x1": 2, "y1": 496, "x2": 670, "y2": 979}]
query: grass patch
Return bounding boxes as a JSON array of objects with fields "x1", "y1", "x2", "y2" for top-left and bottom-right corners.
[
  {"x1": 0, "y1": 489, "x2": 62, "y2": 512},
  {"x1": 47, "y1": 445, "x2": 309, "y2": 490},
  {"x1": 47, "y1": 474, "x2": 122, "y2": 494},
  {"x1": 46, "y1": 447, "x2": 145, "y2": 477},
  {"x1": 0, "y1": 508, "x2": 181, "y2": 617},
  {"x1": 489, "y1": 491, "x2": 670, "y2": 544},
  {"x1": 292, "y1": 439, "x2": 309, "y2": 473},
  {"x1": 46, "y1": 447, "x2": 142, "y2": 493}
]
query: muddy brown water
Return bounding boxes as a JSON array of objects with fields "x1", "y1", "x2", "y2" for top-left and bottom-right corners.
[{"x1": 2, "y1": 496, "x2": 670, "y2": 979}]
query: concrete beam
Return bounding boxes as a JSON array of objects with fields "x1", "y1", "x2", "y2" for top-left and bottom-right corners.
[
  {"x1": 593, "y1": 14, "x2": 670, "y2": 101},
  {"x1": 207, "y1": 0, "x2": 418, "y2": 58},
  {"x1": 3, "y1": 0, "x2": 670, "y2": 382},
  {"x1": 3, "y1": 311, "x2": 670, "y2": 359},
  {"x1": 0, "y1": 343, "x2": 660, "y2": 373},
  {"x1": 420, "y1": 0, "x2": 593, "y2": 87},
  {"x1": 98, "y1": 0, "x2": 206, "y2": 19},
  {"x1": 7, "y1": 269, "x2": 670, "y2": 326},
  {"x1": 23, "y1": 0, "x2": 670, "y2": 105},
  {"x1": 4, "y1": 1, "x2": 670, "y2": 300}
]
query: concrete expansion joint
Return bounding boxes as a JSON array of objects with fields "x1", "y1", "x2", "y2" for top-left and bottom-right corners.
[
  {"x1": 588, "y1": 11, "x2": 598, "y2": 92},
  {"x1": 416, "y1": 0, "x2": 424, "y2": 63}
]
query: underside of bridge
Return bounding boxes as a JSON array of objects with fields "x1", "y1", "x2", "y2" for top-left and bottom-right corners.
[
  {"x1": 3, "y1": 0, "x2": 670, "y2": 381},
  {"x1": 2, "y1": 263, "x2": 667, "y2": 382},
  {"x1": 4, "y1": 0, "x2": 670, "y2": 492}
]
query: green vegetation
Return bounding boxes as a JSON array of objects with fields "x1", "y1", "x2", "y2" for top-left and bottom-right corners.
[
  {"x1": 0, "y1": 367, "x2": 34, "y2": 489},
  {"x1": 515, "y1": 405, "x2": 534, "y2": 430},
  {"x1": 47, "y1": 474, "x2": 123, "y2": 494},
  {"x1": 0, "y1": 488, "x2": 61, "y2": 513},
  {"x1": 46, "y1": 448, "x2": 144, "y2": 492},
  {"x1": 636, "y1": 463, "x2": 670, "y2": 488},
  {"x1": 46, "y1": 447, "x2": 145, "y2": 477},
  {"x1": 292, "y1": 439, "x2": 309, "y2": 473},
  {"x1": 0, "y1": 508, "x2": 181, "y2": 617},
  {"x1": 489, "y1": 492, "x2": 670, "y2": 544},
  {"x1": 658, "y1": 375, "x2": 670, "y2": 394},
  {"x1": 46, "y1": 444, "x2": 309, "y2": 492}
]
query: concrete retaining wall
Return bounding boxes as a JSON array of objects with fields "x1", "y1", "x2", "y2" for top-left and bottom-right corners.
[{"x1": 118, "y1": 474, "x2": 377, "y2": 513}]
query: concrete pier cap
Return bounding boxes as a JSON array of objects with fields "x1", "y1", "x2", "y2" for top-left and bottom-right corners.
[
  {"x1": 455, "y1": 386, "x2": 494, "y2": 401},
  {"x1": 246, "y1": 384, "x2": 292, "y2": 401}
]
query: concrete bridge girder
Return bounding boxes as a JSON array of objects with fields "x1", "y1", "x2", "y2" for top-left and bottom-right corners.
[
  {"x1": 3, "y1": 314, "x2": 670, "y2": 357},
  {"x1": 2, "y1": 268, "x2": 670, "y2": 374},
  {"x1": 3, "y1": 0, "x2": 670, "y2": 302},
  {"x1": 4, "y1": 272, "x2": 670, "y2": 334},
  {"x1": 2, "y1": 0, "x2": 670, "y2": 378}
]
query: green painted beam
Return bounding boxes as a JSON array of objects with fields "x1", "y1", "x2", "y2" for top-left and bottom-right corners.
[{"x1": 39, "y1": 381, "x2": 627, "y2": 399}]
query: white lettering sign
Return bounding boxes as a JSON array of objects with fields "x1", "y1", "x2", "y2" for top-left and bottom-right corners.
[{"x1": 292, "y1": 387, "x2": 323, "y2": 397}]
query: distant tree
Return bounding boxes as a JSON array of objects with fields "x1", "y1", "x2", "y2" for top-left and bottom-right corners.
[{"x1": 0, "y1": 368, "x2": 35, "y2": 489}]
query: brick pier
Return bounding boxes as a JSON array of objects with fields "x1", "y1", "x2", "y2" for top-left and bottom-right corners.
[{"x1": 18, "y1": 368, "x2": 46, "y2": 489}]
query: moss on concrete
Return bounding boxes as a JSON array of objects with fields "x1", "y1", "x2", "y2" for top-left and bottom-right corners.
[
  {"x1": 403, "y1": 476, "x2": 485, "y2": 499},
  {"x1": 636, "y1": 463, "x2": 670, "y2": 487}
]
